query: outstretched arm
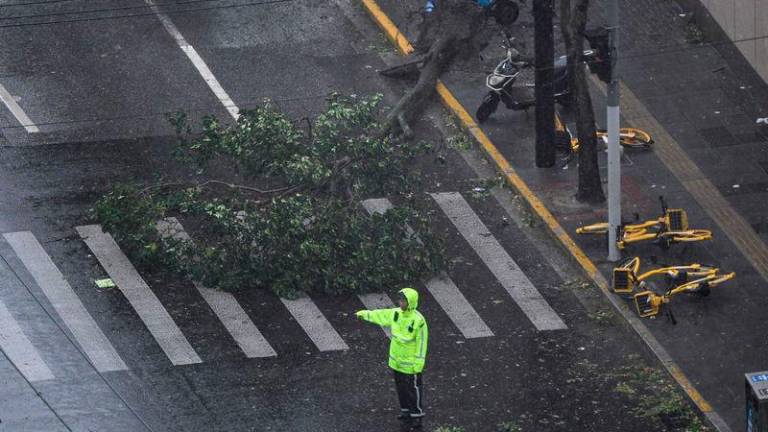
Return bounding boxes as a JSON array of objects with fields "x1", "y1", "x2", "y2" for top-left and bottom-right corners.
[{"x1": 355, "y1": 308, "x2": 398, "y2": 328}]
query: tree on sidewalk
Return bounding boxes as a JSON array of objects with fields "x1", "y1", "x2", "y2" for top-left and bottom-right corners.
[{"x1": 559, "y1": 0, "x2": 605, "y2": 203}]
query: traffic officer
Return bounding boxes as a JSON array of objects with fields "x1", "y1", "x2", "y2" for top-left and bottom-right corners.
[{"x1": 356, "y1": 288, "x2": 429, "y2": 429}]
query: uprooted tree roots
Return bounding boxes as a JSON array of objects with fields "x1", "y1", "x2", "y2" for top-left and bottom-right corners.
[{"x1": 380, "y1": 0, "x2": 519, "y2": 138}]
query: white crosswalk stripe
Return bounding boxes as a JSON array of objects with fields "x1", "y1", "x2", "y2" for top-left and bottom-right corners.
[
  {"x1": 430, "y1": 192, "x2": 567, "y2": 331},
  {"x1": 76, "y1": 225, "x2": 203, "y2": 365},
  {"x1": 361, "y1": 198, "x2": 494, "y2": 338},
  {"x1": 358, "y1": 293, "x2": 395, "y2": 337},
  {"x1": 280, "y1": 296, "x2": 349, "y2": 352},
  {"x1": 4, "y1": 231, "x2": 128, "y2": 372},
  {"x1": 422, "y1": 273, "x2": 495, "y2": 337},
  {"x1": 156, "y1": 218, "x2": 277, "y2": 358},
  {"x1": 0, "y1": 299, "x2": 54, "y2": 382}
]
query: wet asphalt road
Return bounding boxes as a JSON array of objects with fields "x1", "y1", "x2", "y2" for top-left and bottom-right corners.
[{"x1": 0, "y1": 1, "x2": 696, "y2": 431}]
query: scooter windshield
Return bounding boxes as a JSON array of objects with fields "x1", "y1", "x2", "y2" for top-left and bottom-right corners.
[{"x1": 498, "y1": 60, "x2": 518, "y2": 76}]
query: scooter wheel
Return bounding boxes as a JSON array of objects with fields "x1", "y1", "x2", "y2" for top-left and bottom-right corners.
[
  {"x1": 476, "y1": 93, "x2": 500, "y2": 124},
  {"x1": 491, "y1": 0, "x2": 519, "y2": 26}
]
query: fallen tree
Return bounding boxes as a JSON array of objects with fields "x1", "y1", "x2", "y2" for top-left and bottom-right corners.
[{"x1": 93, "y1": 94, "x2": 447, "y2": 298}]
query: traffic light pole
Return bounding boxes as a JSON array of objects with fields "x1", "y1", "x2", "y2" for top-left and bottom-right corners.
[{"x1": 606, "y1": 0, "x2": 621, "y2": 261}]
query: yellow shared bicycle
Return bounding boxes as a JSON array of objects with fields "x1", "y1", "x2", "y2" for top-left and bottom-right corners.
[
  {"x1": 575, "y1": 196, "x2": 712, "y2": 250},
  {"x1": 554, "y1": 113, "x2": 653, "y2": 155},
  {"x1": 611, "y1": 257, "x2": 735, "y2": 318}
]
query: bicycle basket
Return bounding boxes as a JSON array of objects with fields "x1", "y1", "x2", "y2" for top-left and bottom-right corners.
[
  {"x1": 633, "y1": 291, "x2": 660, "y2": 317},
  {"x1": 612, "y1": 268, "x2": 633, "y2": 293},
  {"x1": 666, "y1": 209, "x2": 688, "y2": 231}
]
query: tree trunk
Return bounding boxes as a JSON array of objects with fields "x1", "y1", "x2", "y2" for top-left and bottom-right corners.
[
  {"x1": 383, "y1": 34, "x2": 458, "y2": 138},
  {"x1": 559, "y1": 0, "x2": 605, "y2": 203},
  {"x1": 380, "y1": 1, "x2": 493, "y2": 138},
  {"x1": 533, "y1": 0, "x2": 556, "y2": 167}
]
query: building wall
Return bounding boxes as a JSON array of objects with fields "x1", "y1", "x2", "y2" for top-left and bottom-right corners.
[{"x1": 697, "y1": 0, "x2": 768, "y2": 83}]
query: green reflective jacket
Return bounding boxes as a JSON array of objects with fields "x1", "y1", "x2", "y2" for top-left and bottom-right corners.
[{"x1": 357, "y1": 288, "x2": 429, "y2": 374}]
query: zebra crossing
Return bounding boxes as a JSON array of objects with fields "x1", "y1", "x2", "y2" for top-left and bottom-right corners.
[
  {"x1": 0, "y1": 192, "x2": 567, "y2": 383},
  {"x1": 77, "y1": 224, "x2": 203, "y2": 366},
  {"x1": 431, "y1": 192, "x2": 568, "y2": 331},
  {"x1": 4, "y1": 231, "x2": 128, "y2": 372},
  {"x1": 157, "y1": 217, "x2": 277, "y2": 358},
  {"x1": 362, "y1": 198, "x2": 495, "y2": 339}
]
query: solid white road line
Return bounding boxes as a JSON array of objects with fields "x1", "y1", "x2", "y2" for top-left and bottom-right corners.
[
  {"x1": 0, "y1": 83, "x2": 40, "y2": 133},
  {"x1": 156, "y1": 218, "x2": 277, "y2": 358},
  {"x1": 358, "y1": 293, "x2": 394, "y2": 337},
  {"x1": 144, "y1": 0, "x2": 240, "y2": 121},
  {"x1": 76, "y1": 225, "x2": 202, "y2": 365},
  {"x1": 4, "y1": 232, "x2": 128, "y2": 372},
  {"x1": 0, "y1": 299, "x2": 54, "y2": 382},
  {"x1": 361, "y1": 198, "x2": 494, "y2": 338},
  {"x1": 430, "y1": 192, "x2": 567, "y2": 331},
  {"x1": 280, "y1": 296, "x2": 349, "y2": 352}
]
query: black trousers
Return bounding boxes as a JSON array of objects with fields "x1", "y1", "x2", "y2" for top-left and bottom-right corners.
[{"x1": 393, "y1": 370, "x2": 424, "y2": 418}]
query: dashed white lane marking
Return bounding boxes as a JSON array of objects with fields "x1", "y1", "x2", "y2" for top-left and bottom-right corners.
[
  {"x1": 156, "y1": 218, "x2": 277, "y2": 358},
  {"x1": 358, "y1": 293, "x2": 394, "y2": 337},
  {"x1": 362, "y1": 198, "x2": 494, "y2": 338},
  {"x1": 0, "y1": 299, "x2": 54, "y2": 382},
  {"x1": 0, "y1": 83, "x2": 39, "y2": 133},
  {"x1": 144, "y1": 0, "x2": 240, "y2": 120},
  {"x1": 4, "y1": 232, "x2": 128, "y2": 372},
  {"x1": 76, "y1": 225, "x2": 202, "y2": 366},
  {"x1": 430, "y1": 192, "x2": 567, "y2": 331},
  {"x1": 279, "y1": 296, "x2": 349, "y2": 352}
]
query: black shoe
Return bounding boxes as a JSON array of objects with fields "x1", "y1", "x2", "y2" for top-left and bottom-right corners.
[{"x1": 397, "y1": 411, "x2": 410, "y2": 420}]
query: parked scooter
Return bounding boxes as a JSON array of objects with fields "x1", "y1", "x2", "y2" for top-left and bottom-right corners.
[{"x1": 475, "y1": 34, "x2": 597, "y2": 124}]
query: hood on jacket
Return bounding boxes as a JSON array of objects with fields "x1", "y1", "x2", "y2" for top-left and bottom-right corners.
[{"x1": 399, "y1": 287, "x2": 419, "y2": 311}]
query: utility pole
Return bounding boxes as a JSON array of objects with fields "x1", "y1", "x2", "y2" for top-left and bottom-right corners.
[
  {"x1": 606, "y1": 0, "x2": 621, "y2": 261},
  {"x1": 533, "y1": 0, "x2": 555, "y2": 167}
]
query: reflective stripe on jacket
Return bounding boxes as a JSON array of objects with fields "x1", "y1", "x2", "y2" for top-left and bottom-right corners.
[{"x1": 357, "y1": 287, "x2": 428, "y2": 374}]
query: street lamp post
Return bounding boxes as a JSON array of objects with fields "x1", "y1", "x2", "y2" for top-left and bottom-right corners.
[{"x1": 606, "y1": 0, "x2": 621, "y2": 262}]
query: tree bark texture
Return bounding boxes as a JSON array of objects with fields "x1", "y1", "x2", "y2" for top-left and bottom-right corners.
[
  {"x1": 533, "y1": 0, "x2": 556, "y2": 167},
  {"x1": 382, "y1": 1, "x2": 492, "y2": 138},
  {"x1": 559, "y1": 0, "x2": 605, "y2": 203},
  {"x1": 383, "y1": 34, "x2": 458, "y2": 139}
]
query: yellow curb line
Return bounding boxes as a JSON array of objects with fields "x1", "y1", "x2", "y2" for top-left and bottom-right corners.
[{"x1": 360, "y1": 0, "x2": 716, "y2": 418}]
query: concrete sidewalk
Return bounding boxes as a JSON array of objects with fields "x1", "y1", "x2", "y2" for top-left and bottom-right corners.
[{"x1": 365, "y1": 0, "x2": 768, "y2": 430}]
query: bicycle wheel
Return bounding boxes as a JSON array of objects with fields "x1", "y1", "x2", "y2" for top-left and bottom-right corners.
[
  {"x1": 576, "y1": 222, "x2": 608, "y2": 235},
  {"x1": 619, "y1": 128, "x2": 653, "y2": 149},
  {"x1": 670, "y1": 229, "x2": 712, "y2": 243},
  {"x1": 595, "y1": 128, "x2": 654, "y2": 149}
]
